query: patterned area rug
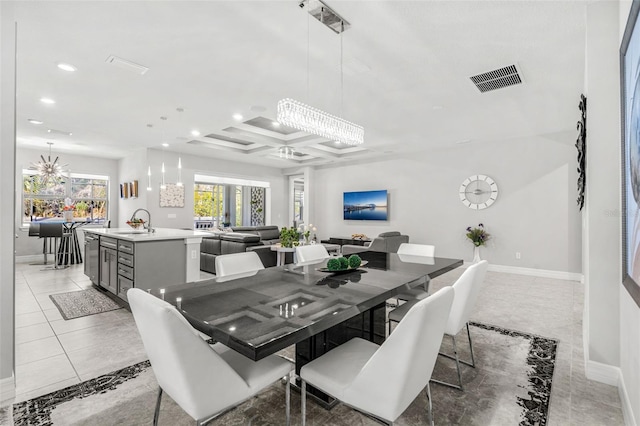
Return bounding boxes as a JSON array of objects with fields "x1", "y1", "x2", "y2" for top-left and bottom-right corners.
[
  {"x1": 12, "y1": 322, "x2": 557, "y2": 425},
  {"x1": 49, "y1": 288, "x2": 122, "y2": 320}
]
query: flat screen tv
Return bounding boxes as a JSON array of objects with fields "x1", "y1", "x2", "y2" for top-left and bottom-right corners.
[
  {"x1": 621, "y1": 0, "x2": 640, "y2": 308},
  {"x1": 343, "y1": 190, "x2": 388, "y2": 221}
]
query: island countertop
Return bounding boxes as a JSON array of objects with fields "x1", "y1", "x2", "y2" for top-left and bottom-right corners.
[{"x1": 84, "y1": 227, "x2": 210, "y2": 242}]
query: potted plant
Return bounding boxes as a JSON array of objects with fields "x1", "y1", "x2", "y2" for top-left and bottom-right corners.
[
  {"x1": 280, "y1": 227, "x2": 300, "y2": 248},
  {"x1": 465, "y1": 223, "x2": 491, "y2": 262}
]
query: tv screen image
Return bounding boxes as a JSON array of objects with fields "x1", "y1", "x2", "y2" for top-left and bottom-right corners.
[{"x1": 343, "y1": 190, "x2": 388, "y2": 221}]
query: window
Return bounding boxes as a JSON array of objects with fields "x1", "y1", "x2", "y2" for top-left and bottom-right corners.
[
  {"x1": 193, "y1": 174, "x2": 268, "y2": 229},
  {"x1": 22, "y1": 171, "x2": 109, "y2": 224}
]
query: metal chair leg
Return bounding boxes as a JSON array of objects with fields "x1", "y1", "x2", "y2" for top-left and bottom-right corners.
[
  {"x1": 301, "y1": 380, "x2": 307, "y2": 426},
  {"x1": 425, "y1": 382, "x2": 434, "y2": 426},
  {"x1": 431, "y1": 334, "x2": 464, "y2": 391},
  {"x1": 153, "y1": 387, "x2": 163, "y2": 426},
  {"x1": 466, "y1": 322, "x2": 476, "y2": 368},
  {"x1": 285, "y1": 373, "x2": 291, "y2": 426}
]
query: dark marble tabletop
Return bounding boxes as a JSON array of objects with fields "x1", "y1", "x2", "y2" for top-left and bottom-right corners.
[{"x1": 152, "y1": 251, "x2": 462, "y2": 361}]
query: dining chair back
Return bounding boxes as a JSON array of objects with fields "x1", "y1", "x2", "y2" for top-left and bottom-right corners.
[
  {"x1": 300, "y1": 286, "x2": 454, "y2": 425},
  {"x1": 295, "y1": 244, "x2": 330, "y2": 266},
  {"x1": 397, "y1": 243, "x2": 435, "y2": 257},
  {"x1": 215, "y1": 251, "x2": 264, "y2": 278},
  {"x1": 128, "y1": 288, "x2": 293, "y2": 425}
]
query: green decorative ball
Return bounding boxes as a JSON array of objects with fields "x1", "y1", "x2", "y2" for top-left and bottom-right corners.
[
  {"x1": 348, "y1": 255, "x2": 362, "y2": 269},
  {"x1": 327, "y1": 258, "x2": 341, "y2": 271},
  {"x1": 338, "y1": 256, "x2": 349, "y2": 269}
]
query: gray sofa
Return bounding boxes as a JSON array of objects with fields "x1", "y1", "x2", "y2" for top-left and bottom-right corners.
[
  {"x1": 200, "y1": 226, "x2": 293, "y2": 274},
  {"x1": 341, "y1": 231, "x2": 409, "y2": 255}
]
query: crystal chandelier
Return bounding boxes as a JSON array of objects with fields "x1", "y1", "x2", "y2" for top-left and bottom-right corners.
[
  {"x1": 277, "y1": 98, "x2": 364, "y2": 145},
  {"x1": 279, "y1": 146, "x2": 296, "y2": 160},
  {"x1": 32, "y1": 142, "x2": 65, "y2": 185}
]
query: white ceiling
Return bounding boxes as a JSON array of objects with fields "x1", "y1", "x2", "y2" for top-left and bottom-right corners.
[{"x1": 10, "y1": 0, "x2": 587, "y2": 168}]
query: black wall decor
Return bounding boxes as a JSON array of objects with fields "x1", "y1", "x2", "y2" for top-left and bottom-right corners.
[{"x1": 576, "y1": 94, "x2": 587, "y2": 210}]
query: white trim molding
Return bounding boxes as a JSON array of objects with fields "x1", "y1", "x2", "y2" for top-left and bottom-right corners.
[
  {"x1": 461, "y1": 262, "x2": 583, "y2": 281},
  {"x1": 0, "y1": 375, "x2": 15, "y2": 406},
  {"x1": 585, "y1": 361, "x2": 637, "y2": 426}
]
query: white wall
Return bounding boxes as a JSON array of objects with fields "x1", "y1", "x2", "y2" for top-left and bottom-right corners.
[
  {"x1": 117, "y1": 148, "x2": 149, "y2": 228},
  {"x1": 618, "y1": 1, "x2": 640, "y2": 424},
  {"x1": 312, "y1": 134, "x2": 582, "y2": 272},
  {"x1": 0, "y1": 4, "x2": 16, "y2": 402},
  {"x1": 144, "y1": 149, "x2": 289, "y2": 230},
  {"x1": 14, "y1": 147, "x2": 119, "y2": 256}
]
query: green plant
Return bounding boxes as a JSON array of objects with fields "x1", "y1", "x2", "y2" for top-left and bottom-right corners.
[
  {"x1": 466, "y1": 223, "x2": 491, "y2": 247},
  {"x1": 348, "y1": 254, "x2": 362, "y2": 269},
  {"x1": 280, "y1": 226, "x2": 300, "y2": 248},
  {"x1": 327, "y1": 258, "x2": 341, "y2": 271},
  {"x1": 338, "y1": 257, "x2": 349, "y2": 269}
]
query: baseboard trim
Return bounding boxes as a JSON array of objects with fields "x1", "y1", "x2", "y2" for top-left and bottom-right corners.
[
  {"x1": 462, "y1": 262, "x2": 583, "y2": 281},
  {"x1": 585, "y1": 359, "x2": 619, "y2": 386},
  {"x1": 619, "y1": 369, "x2": 638, "y2": 426},
  {"x1": 0, "y1": 375, "x2": 15, "y2": 406}
]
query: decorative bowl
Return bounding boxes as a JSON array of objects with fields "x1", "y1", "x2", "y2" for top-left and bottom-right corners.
[{"x1": 126, "y1": 220, "x2": 145, "y2": 229}]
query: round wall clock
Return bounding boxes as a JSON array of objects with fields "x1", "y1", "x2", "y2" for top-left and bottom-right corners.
[{"x1": 459, "y1": 175, "x2": 498, "y2": 210}]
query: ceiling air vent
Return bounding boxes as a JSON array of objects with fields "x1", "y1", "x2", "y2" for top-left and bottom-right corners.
[
  {"x1": 470, "y1": 65, "x2": 522, "y2": 93},
  {"x1": 105, "y1": 55, "x2": 149, "y2": 75}
]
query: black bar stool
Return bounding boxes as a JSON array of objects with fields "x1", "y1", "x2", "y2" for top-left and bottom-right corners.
[{"x1": 38, "y1": 223, "x2": 70, "y2": 270}]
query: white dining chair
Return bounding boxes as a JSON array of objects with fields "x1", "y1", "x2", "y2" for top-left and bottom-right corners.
[
  {"x1": 295, "y1": 244, "x2": 330, "y2": 266},
  {"x1": 388, "y1": 260, "x2": 489, "y2": 390},
  {"x1": 128, "y1": 288, "x2": 294, "y2": 426},
  {"x1": 300, "y1": 286, "x2": 454, "y2": 426},
  {"x1": 393, "y1": 243, "x2": 437, "y2": 304},
  {"x1": 215, "y1": 251, "x2": 264, "y2": 278}
]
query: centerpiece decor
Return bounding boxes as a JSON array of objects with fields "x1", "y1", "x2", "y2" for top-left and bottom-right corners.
[
  {"x1": 280, "y1": 227, "x2": 300, "y2": 248},
  {"x1": 319, "y1": 254, "x2": 366, "y2": 274},
  {"x1": 62, "y1": 204, "x2": 75, "y2": 222},
  {"x1": 466, "y1": 223, "x2": 491, "y2": 263}
]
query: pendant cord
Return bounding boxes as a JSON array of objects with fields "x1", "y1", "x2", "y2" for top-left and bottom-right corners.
[
  {"x1": 306, "y1": 2, "x2": 310, "y2": 103},
  {"x1": 340, "y1": 20, "x2": 344, "y2": 117}
]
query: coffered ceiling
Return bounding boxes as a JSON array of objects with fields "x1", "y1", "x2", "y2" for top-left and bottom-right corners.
[{"x1": 7, "y1": 1, "x2": 587, "y2": 168}]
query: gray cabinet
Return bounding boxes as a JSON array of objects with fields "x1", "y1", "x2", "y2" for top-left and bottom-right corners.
[
  {"x1": 84, "y1": 233, "x2": 99, "y2": 284},
  {"x1": 99, "y1": 243, "x2": 118, "y2": 294}
]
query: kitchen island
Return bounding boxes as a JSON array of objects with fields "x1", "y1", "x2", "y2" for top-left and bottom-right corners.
[{"x1": 83, "y1": 228, "x2": 208, "y2": 301}]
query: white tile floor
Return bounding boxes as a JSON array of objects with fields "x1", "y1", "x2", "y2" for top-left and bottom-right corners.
[{"x1": 11, "y1": 258, "x2": 626, "y2": 425}]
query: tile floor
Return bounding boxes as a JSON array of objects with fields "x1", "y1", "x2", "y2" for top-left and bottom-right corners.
[{"x1": 10, "y1": 259, "x2": 625, "y2": 425}]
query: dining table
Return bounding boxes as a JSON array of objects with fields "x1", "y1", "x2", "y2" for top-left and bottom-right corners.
[{"x1": 153, "y1": 250, "x2": 463, "y2": 407}]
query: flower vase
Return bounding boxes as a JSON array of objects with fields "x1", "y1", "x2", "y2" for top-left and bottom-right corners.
[
  {"x1": 473, "y1": 246, "x2": 482, "y2": 263},
  {"x1": 63, "y1": 211, "x2": 73, "y2": 222}
]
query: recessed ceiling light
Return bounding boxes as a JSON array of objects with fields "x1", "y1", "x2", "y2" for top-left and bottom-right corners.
[
  {"x1": 28, "y1": 119, "x2": 43, "y2": 125},
  {"x1": 272, "y1": 122, "x2": 280, "y2": 127},
  {"x1": 40, "y1": 98, "x2": 55, "y2": 104},
  {"x1": 433, "y1": 105, "x2": 444, "y2": 110},
  {"x1": 57, "y1": 63, "x2": 77, "y2": 72},
  {"x1": 162, "y1": 143, "x2": 169, "y2": 147},
  {"x1": 191, "y1": 130, "x2": 201, "y2": 137},
  {"x1": 176, "y1": 107, "x2": 185, "y2": 112},
  {"x1": 233, "y1": 113, "x2": 243, "y2": 121}
]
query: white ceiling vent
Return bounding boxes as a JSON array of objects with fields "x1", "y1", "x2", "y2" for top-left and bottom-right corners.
[
  {"x1": 105, "y1": 55, "x2": 149, "y2": 75},
  {"x1": 470, "y1": 65, "x2": 522, "y2": 93}
]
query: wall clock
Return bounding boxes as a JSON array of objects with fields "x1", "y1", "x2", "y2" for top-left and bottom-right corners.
[{"x1": 459, "y1": 175, "x2": 498, "y2": 210}]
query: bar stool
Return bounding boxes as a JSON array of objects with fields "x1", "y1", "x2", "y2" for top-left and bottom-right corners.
[
  {"x1": 28, "y1": 223, "x2": 51, "y2": 265},
  {"x1": 38, "y1": 223, "x2": 70, "y2": 270}
]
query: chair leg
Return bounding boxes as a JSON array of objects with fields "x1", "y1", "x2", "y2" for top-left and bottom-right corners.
[
  {"x1": 466, "y1": 322, "x2": 476, "y2": 368},
  {"x1": 153, "y1": 387, "x2": 163, "y2": 426},
  {"x1": 431, "y1": 335, "x2": 464, "y2": 391},
  {"x1": 425, "y1": 382, "x2": 434, "y2": 426},
  {"x1": 285, "y1": 373, "x2": 291, "y2": 426},
  {"x1": 301, "y1": 380, "x2": 307, "y2": 426}
]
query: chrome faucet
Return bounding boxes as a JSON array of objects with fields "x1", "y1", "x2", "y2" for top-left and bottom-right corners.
[{"x1": 130, "y1": 208, "x2": 154, "y2": 233}]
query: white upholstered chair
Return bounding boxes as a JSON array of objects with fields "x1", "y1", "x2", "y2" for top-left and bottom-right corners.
[
  {"x1": 397, "y1": 243, "x2": 435, "y2": 257},
  {"x1": 215, "y1": 251, "x2": 264, "y2": 278},
  {"x1": 128, "y1": 288, "x2": 294, "y2": 426},
  {"x1": 295, "y1": 244, "x2": 330, "y2": 266},
  {"x1": 300, "y1": 287, "x2": 454, "y2": 426},
  {"x1": 389, "y1": 260, "x2": 489, "y2": 390},
  {"x1": 393, "y1": 243, "x2": 437, "y2": 304}
]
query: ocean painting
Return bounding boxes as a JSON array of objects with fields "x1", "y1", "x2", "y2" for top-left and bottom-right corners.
[{"x1": 343, "y1": 190, "x2": 388, "y2": 221}]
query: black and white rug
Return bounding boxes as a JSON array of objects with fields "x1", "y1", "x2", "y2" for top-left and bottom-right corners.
[
  {"x1": 12, "y1": 322, "x2": 557, "y2": 425},
  {"x1": 49, "y1": 288, "x2": 122, "y2": 320}
]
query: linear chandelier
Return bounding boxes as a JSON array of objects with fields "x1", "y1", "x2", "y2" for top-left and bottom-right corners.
[
  {"x1": 277, "y1": 98, "x2": 364, "y2": 145},
  {"x1": 32, "y1": 142, "x2": 65, "y2": 185}
]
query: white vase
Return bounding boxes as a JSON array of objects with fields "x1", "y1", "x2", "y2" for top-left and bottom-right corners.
[
  {"x1": 473, "y1": 246, "x2": 482, "y2": 263},
  {"x1": 63, "y1": 210, "x2": 74, "y2": 222}
]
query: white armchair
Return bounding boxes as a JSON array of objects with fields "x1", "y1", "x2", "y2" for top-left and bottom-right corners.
[
  {"x1": 215, "y1": 251, "x2": 264, "y2": 278},
  {"x1": 295, "y1": 244, "x2": 330, "y2": 266},
  {"x1": 300, "y1": 286, "x2": 454, "y2": 425},
  {"x1": 128, "y1": 288, "x2": 294, "y2": 425}
]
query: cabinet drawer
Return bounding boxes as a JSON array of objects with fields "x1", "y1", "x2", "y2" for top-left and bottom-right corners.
[
  {"x1": 100, "y1": 237, "x2": 118, "y2": 250},
  {"x1": 118, "y1": 240, "x2": 134, "y2": 254},
  {"x1": 118, "y1": 276, "x2": 133, "y2": 301},
  {"x1": 118, "y1": 264, "x2": 134, "y2": 280},
  {"x1": 118, "y1": 252, "x2": 134, "y2": 267}
]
